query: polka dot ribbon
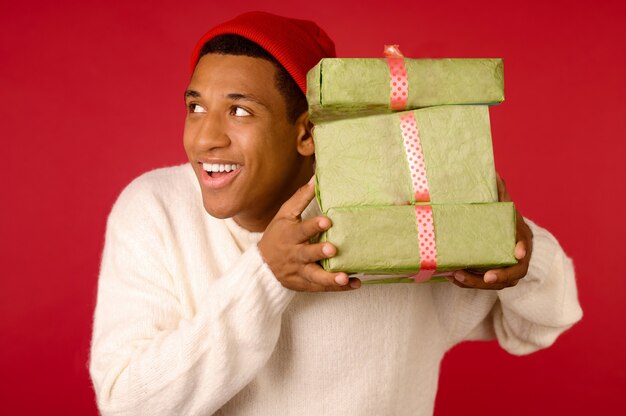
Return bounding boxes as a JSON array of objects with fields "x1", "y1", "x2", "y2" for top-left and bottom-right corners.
[
  {"x1": 400, "y1": 113, "x2": 431, "y2": 202},
  {"x1": 399, "y1": 111, "x2": 437, "y2": 281},
  {"x1": 414, "y1": 205, "x2": 437, "y2": 282},
  {"x1": 384, "y1": 45, "x2": 408, "y2": 110}
]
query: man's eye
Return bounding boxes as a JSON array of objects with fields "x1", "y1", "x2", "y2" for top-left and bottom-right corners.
[
  {"x1": 189, "y1": 103, "x2": 207, "y2": 113},
  {"x1": 232, "y1": 106, "x2": 252, "y2": 117}
]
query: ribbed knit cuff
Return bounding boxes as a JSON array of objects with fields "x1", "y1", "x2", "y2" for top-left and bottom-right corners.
[
  {"x1": 495, "y1": 218, "x2": 582, "y2": 350},
  {"x1": 248, "y1": 244, "x2": 296, "y2": 312},
  {"x1": 500, "y1": 218, "x2": 558, "y2": 293}
]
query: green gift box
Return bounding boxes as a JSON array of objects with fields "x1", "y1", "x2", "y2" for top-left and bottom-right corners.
[
  {"x1": 314, "y1": 105, "x2": 498, "y2": 211},
  {"x1": 320, "y1": 203, "x2": 517, "y2": 276},
  {"x1": 307, "y1": 58, "x2": 504, "y2": 122}
]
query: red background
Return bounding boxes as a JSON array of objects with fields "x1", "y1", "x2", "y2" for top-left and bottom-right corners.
[{"x1": 2, "y1": 0, "x2": 625, "y2": 414}]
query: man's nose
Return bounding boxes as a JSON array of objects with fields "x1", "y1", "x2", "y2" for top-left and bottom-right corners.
[{"x1": 193, "y1": 111, "x2": 231, "y2": 151}]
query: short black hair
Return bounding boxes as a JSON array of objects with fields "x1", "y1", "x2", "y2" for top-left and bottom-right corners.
[{"x1": 198, "y1": 34, "x2": 308, "y2": 124}]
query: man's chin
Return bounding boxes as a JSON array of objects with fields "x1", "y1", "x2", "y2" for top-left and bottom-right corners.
[{"x1": 202, "y1": 201, "x2": 235, "y2": 219}]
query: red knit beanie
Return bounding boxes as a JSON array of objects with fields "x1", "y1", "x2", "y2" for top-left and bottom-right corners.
[{"x1": 190, "y1": 11, "x2": 336, "y2": 94}]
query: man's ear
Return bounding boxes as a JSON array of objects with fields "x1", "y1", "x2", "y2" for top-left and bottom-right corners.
[{"x1": 294, "y1": 111, "x2": 315, "y2": 157}]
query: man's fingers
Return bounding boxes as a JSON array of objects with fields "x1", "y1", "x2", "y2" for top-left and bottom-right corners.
[
  {"x1": 451, "y1": 224, "x2": 531, "y2": 290},
  {"x1": 445, "y1": 180, "x2": 533, "y2": 291},
  {"x1": 514, "y1": 213, "x2": 533, "y2": 263},
  {"x1": 300, "y1": 263, "x2": 358, "y2": 291},
  {"x1": 297, "y1": 241, "x2": 336, "y2": 263},
  {"x1": 300, "y1": 280, "x2": 358, "y2": 292},
  {"x1": 263, "y1": 176, "x2": 363, "y2": 293},
  {"x1": 514, "y1": 240, "x2": 527, "y2": 260},
  {"x1": 347, "y1": 278, "x2": 362, "y2": 289},
  {"x1": 302, "y1": 262, "x2": 342, "y2": 286},
  {"x1": 485, "y1": 257, "x2": 529, "y2": 284},
  {"x1": 278, "y1": 176, "x2": 316, "y2": 219},
  {"x1": 516, "y1": 214, "x2": 533, "y2": 244},
  {"x1": 496, "y1": 172, "x2": 512, "y2": 202},
  {"x1": 452, "y1": 269, "x2": 522, "y2": 290},
  {"x1": 294, "y1": 216, "x2": 332, "y2": 243}
]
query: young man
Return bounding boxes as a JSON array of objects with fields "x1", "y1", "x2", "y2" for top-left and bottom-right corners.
[{"x1": 90, "y1": 12, "x2": 582, "y2": 415}]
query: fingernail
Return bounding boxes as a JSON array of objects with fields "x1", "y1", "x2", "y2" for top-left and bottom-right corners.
[
  {"x1": 308, "y1": 175, "x2": 315, "y2": 185},
  {"x1": 454, "y1": 272, "x2": 465, "y2": 282},
  {"x1": 322, "y1": 244, "x2": 334, "y2": 257},
  {"x1": 335, "y1": 274, "x2": 348, "y2": 286},
  {"x1": 349, "y1": 279, "x2": 361, "y2": 289},
  {"x1": 515, "y1": 243, "x2": 526, "y2": 260},
  {"x1": 484, "y1": 272, "x2": 497, "y2": 283},
  {"x1": 318, "y1": 217, "x2": 331, "y2": 230}
]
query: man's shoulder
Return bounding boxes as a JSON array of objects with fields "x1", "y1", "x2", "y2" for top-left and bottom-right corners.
[
  {"x1": 111, "y1": 164, "x2": 198, "y2": 217},
  {"x1": 126, "y1": 163, "x2": 194, "y2": 190},
  {"x1": 122, "y1": 163, "x2": 194, "y2": 194}
]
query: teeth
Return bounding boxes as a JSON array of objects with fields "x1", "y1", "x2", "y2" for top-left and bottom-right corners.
[{"x1": 202, "y1": 163, "x2": 241, "y2": 173}]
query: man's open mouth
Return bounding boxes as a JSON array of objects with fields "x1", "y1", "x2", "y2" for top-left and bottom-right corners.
[{"x1": 202, "y1": 162, "x2": 241, "y2": 178}]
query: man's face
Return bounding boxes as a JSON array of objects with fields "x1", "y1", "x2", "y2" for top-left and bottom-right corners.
[{"x1": 183, "y1": 54, "x2": 313, "y2": 231}]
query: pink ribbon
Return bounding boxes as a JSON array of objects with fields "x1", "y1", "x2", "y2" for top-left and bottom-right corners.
[
  {"x1": 398, "y1": 110, "x2": 438, "y2": 281},
  {"x1": 386, "y1": 45, "x2": 437, "y2": 281},
  {"x1": 399, "y1": 113, "x2": 431, "y2": 202},
  {"x1": 384, "y1": 44, "x2": 408, "y2": 110},
  {"x1": 413, "y1": 206, "x2": 437, "y2": 282}
]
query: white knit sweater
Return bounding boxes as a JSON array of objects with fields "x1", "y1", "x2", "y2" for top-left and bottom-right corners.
[{"x1": 90, "y1": 164, "x2": 582, "y2": 416}]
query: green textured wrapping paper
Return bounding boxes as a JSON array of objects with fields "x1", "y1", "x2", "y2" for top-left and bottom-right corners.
[
  {"x1": 314, "y1": 105, "x2": 497, "y2": 211},
  {"x1": 320, "y1": 203, "x2": 516, "y2": 275},
  {"x1": 307, "y1": 58, "x2": 504, "y2": 122}
]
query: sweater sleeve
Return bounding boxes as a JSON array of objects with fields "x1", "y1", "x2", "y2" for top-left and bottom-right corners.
[
  {"x1": 440, "y1": 219, "x2": 583, "y2": 355},
  {"x1": 489, "y1": 219, "x2": 583, "y2": 354},
  {"x1": 89, "y1": 176, "x2": 295, "y2": 415}
]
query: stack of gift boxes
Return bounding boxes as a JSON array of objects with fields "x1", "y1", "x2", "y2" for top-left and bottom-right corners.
[{"x1": 306, "y1": 53, "x2": 517, "y2": 283}]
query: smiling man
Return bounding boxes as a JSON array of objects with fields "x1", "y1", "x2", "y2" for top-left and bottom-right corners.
[
  {"x1": 90, "y1": 11, "x2": 582, "y2": 416},
  {"x1": 184, "y1": 51, "x2": 313, "y2": 232}
]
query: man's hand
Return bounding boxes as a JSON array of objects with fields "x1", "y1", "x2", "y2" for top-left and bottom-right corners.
[
  {"x1": 450, "y1": 174, "x2": 533, "y2": 290},
  {"x1": 258, "y1": 177, "x2": 361, "y2": 292}
]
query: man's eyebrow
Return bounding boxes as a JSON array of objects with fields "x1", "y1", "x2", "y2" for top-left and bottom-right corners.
[
  {"x1": 183, "y1": 90, "x2": 269, "y2": 109},
  {"x1": 226, "y1": 93, "x2": 269, "y2": 109},
  {"x1": 184, "y1": 90, "x2": 201, "y2": 99}
]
